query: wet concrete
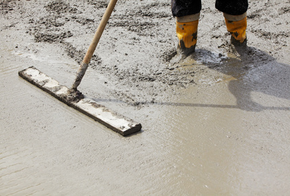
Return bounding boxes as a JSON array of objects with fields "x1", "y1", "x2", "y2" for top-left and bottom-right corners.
[{"x1": 1, "y1": 0, "x2": 290, "y2": 195}]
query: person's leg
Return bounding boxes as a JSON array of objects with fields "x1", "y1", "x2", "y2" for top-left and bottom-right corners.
[
  {"x1": 171, "y1": 0, "x2": 201, "y2": 17},
  {"x1": 216, "y1": 0, "x2": 248, "y2": 15},
  {"x1": 216, "y1": 0, "x2": 248, "y2": 43},
  {"x1": 172, "y1": 0, "x2": 202, "y2": 56}
]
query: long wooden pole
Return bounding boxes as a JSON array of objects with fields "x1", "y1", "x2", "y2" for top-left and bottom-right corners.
[{"x1": 72, "y1": 0, "x2": 118, "y2": 90}]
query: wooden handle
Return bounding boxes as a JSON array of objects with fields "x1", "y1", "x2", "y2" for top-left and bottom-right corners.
[
  {"x1": 71, "y1": 0, "x2": 118, "y2": 90},
  {"x1": 83, "y1": 0, "x2": 118, "y2": 64}
]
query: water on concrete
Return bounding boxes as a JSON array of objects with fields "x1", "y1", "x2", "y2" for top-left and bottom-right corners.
[{"x1": 1, "y1": 0, "x2": 290, "y2": 195}]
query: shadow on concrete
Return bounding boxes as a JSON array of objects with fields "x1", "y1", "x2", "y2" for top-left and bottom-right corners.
[
  {"x1": 181, "y1": 45, "x2": 290, "y2": 111},
  {"x1": 210, "y1": 45, "x2": 290, "y2": 111},
  {"x1": 93, "y1": 45, "x2": 290, "y2": 112}
]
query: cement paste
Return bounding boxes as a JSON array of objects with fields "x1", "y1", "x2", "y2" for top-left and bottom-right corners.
[{"x1": 1, "y1": 0, "x2": 290, "y2": 195}]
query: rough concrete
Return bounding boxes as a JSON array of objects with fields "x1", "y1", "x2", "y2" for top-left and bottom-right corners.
[{"x1": 1, "y1": 0, "x2": 290, "y2": 195}]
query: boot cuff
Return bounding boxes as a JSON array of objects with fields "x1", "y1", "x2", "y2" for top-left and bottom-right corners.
[
  {"x1": 177, "y1": 13, "x2": 200, "y2": 23},
  {"x1": 223, "y1": 12, "x2": 247, "y2": 21}
]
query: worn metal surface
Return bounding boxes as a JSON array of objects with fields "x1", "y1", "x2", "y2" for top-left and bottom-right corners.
[{"x1": 19, "y1": 66, "x2": 141, "y2": 136}]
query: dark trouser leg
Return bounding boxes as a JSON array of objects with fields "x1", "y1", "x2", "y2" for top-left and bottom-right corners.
[
  {"x1": 171, "y1": 0, "x2": 202, "y2": 17},
  {"x1": 215, "y1": 0, "x2": 248, "y2": 15}
]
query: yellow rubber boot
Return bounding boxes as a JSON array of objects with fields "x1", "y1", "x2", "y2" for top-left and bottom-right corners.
[
  {"x1": 224, "y1": 13, "x2": 247, "y2": 43},
  {"x1": 176, "y1": 20, "x2": 198, "y2": 56}
]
